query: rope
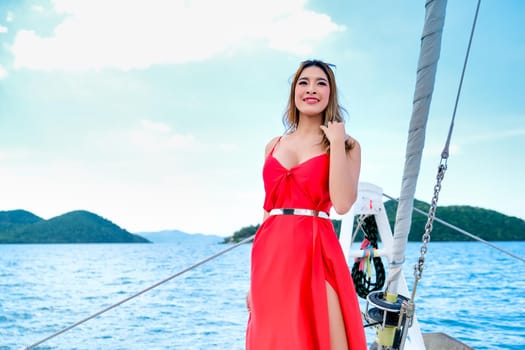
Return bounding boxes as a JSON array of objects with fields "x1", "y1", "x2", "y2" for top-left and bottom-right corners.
[
  {"x1": 20, "y1": 234, "x2": 256, "y2": 350},
  {"x1": 351, "y1": 215, "x2": 386, "y2": 299},
  {"x1": 441, "y1": 0, "x2": 482, "y2": 160},
  {"x1": 351, "y1": 214, "x2": 367, "y2": 243},
  {"x1": 383, "y1": 193, "x2": 525, "y2": 264}
]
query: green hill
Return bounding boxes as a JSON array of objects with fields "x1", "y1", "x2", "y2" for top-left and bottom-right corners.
[
  {"x1": 0, "y1": 209, "x2": 43, "y2": 230},
  {"x1": 384, "y1": 199, "x2": 525, "y2": 241},
  {"x1": 0, "y1": 210, "x2": 150, "y2": 244},
  {"x1": 224, "y1": 200, "x2": 525, "y2": 243}
]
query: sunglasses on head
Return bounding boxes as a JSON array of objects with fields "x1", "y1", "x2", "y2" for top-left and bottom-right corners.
[{"x1": 301, "y1": 59, "x2": 337, "y2": 70}]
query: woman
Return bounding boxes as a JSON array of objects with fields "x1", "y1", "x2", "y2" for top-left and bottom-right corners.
[{"x1": 246, "y1": 60, "x2": 367, "y2": 349}]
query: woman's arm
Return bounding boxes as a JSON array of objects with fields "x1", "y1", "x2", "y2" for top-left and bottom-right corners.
[{"x1": 321, "y1": 122, "x2": 361, "y2": 214}]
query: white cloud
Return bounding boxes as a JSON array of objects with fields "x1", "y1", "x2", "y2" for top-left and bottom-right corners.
[
  {"x1": 0, "y1": 64, "x2": 8, "y2": 79},
  {"x1": 0, "y1": 119, "x2": 251, "y2": 235},
  {"x1": 0, "y1": 148, "x2": 30, "y2": 162},
  {"x1": 0, "y1": 161, "x2": 259, "y2": 235},
  {"x1": 10, "y1": 0, "x2": 344, "y2": 71},
  {"x1": 126, "y1": 119, "x2": 200, "y2": 152},
  {"x1": 464, "y1": 128, "x2": 525, "y2": 143},
  {"x1": 98, "y1": 119, "x2": 238, "y2": 156},
  {"x1": 140, "y1": 119, "x2": 172, "y2": 134},
  {"x1": 6, "y1": 12, "x2": 14, "y2": 22},
  {"x1": 423, "y1": 143, "x2": 460, "y2": 158},
  {"x1": 267, "y1": 11, "x2": 344, "y2": 55},
  {"x1": 0, "y1": 25, "x2": 7, "y2": 33},
  {"x1": 31, "y1": 5, "x2": 45, "y2": 12}
]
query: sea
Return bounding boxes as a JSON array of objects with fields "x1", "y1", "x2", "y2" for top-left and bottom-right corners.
[{"x1": 1, "y1": 239, "x2": 524, "y2": 350}]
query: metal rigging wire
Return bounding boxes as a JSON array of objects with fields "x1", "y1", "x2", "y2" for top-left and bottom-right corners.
[
  {"x1": 410, "y1": 0, "x2": 483, "y2": 289},
  {"x1": 440, "y1": 0, "x2": 481, "y2": 161},
  {"x1": 20, "y1": 234, "x2": 256, "y2": 350},
  {"x1": 383, "y1": 193, "x2": 525, "y2": 264}
]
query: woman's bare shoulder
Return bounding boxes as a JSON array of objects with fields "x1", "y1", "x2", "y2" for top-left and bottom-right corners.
[{"x1": 264, "y1": 136, "x2": 281, "y2": 157}]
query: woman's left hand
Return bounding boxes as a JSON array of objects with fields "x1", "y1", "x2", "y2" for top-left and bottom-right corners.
[{"x1": 320, "y1": 121, "x2": 346, "y2": 145}]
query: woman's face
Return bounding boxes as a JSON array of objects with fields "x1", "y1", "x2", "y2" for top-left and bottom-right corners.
[{"x1": 294, "y1": 66, "x2": 331, "y2": 118}]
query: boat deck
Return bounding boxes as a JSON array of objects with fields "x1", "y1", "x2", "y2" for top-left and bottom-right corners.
[{"x1": 423, "y1": 333, "x2": 474, "y2": 350}]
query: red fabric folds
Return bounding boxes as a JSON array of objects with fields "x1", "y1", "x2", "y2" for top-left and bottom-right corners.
[{"x1": 246, "y1": 145, "x2": 367, "y2": 350}]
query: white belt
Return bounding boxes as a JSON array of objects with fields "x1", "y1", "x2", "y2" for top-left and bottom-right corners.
[{"x1": 269, "y1": 208, "x2": 330, "y2": 219}]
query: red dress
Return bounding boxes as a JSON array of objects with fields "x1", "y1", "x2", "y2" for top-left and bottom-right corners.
[{"x1": 246, "y1": 141, "x2": 367, "y2": 349}]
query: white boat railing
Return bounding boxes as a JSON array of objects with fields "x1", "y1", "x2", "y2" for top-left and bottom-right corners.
[{"x1": 339, "y1": 182, "x2": 426, "y2": 350}]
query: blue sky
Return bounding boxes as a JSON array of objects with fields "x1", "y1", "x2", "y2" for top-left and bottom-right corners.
[{"x1": 0, "y1": 1, "x2": 523, "y2": 236}]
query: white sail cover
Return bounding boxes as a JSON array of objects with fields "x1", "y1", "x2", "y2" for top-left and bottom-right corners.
[{"x1": 387, "y1": 0, "x2": 448, "y2": 294}]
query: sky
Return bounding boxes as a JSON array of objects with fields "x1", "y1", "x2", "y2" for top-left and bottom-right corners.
[{"x1": 0, "y1": 0, "x2": 523, "y2": 237}]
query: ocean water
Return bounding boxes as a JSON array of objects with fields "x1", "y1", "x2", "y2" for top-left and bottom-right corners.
[{"x1": 1, "y1": 240, "x2": 524, "y2": 350}]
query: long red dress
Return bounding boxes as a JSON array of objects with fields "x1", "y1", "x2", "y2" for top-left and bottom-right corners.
[{"x1": 246, "y1": 141, "x2": 367, "y2": 349}]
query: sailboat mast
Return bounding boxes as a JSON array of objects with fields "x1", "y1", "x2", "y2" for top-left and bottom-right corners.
[{"x1": 387, "y1": 0, "x2": 447, "y2": 295}]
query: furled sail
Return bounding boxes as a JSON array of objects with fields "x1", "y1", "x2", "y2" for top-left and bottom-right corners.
[{"x1": 387, "y1": 0, "x2": 447, "y2": 295}]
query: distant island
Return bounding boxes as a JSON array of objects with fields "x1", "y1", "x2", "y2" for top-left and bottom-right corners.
[
  {"x1": 224, "y1": 199, "x2": 525, "y2": 243},
  {"x1": 0, "y1": 210, "x2": 150, "y2": 244},
  {"x1": 2, "y1": 199, "x2": 523, "y2": 244},
  {"x1": 138, "y1": 229, "x2": 223, "y2": 244}
]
